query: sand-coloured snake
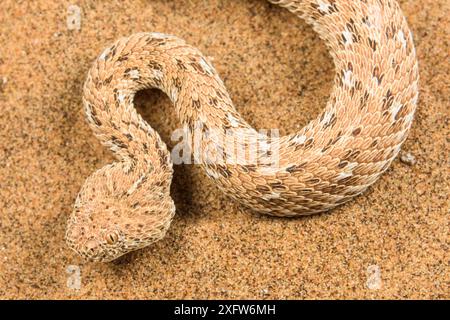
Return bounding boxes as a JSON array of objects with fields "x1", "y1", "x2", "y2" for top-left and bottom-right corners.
[{"x1": 66, "y1": 0, "x2": 419, "y2": 262}]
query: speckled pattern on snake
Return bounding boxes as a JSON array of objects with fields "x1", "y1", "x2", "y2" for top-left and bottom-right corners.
[{"x1": 66, "y1": 0, "x2": 419, "y2": 262}]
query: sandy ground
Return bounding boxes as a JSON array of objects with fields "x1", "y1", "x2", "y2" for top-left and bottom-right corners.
[{"x1": 0, "y1": 0, "x2": 448, "y2": 299}]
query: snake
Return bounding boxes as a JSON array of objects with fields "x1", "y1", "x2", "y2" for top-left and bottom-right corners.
[{"x1": 65, "y1": 0, "x2": 419, "y2": 262}]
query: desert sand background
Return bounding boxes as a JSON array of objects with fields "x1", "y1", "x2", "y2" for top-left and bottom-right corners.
[{"x1": 0, "y1": 0, "x2": 448, "y2": 299}]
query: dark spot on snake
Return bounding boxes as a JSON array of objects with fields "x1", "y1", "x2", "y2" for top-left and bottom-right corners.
[
  {"x1": 338, "y1": 161, "x2": 348, "y2": 169},
  {"x1": 385, "y1": 23, "x2": 397, "y2": 39},
  {"x1": 285, "y1": 165, "x2": 296, "y2": 173},
  {"x1": 153, "y1": 77, "x2": 162, "y2": 87},
  {"x1": 124, "y1": 67, "x2": 139, "y2": 78},
  {"x1": 368, "y1": 38, "x2": 377, "y2": 51},
  {"x1": 304, "y1": 138, "x2": 314, "y2": 148},
  {"x1": 242, "y1": 164, "x2": 257, "y2": 172},
  {"x1": 155, "y1": 180, "x2": 165, "y2": 187},
  {"x1": 305, "y1": 178, "x2": 320, "y2": 185},
  {"x1": 146, "y1": 37, "x2": 165, "y2": 46},
  {"x1": 382, "y1": 89, "x2": 394, "y2": 110},
  {"x1": 109, "y1": 45, "x2": 117, "y2": 57},
  {"x1": 348, "y1": 150, "x2": 360, "y2": 161},
  {"x1": 264, "y1": 150, "x2": 273, "y2": 157},
  {"x1": 389, "y1": 148, "x2": 398, "y2": 158},
  {"x1": 348, "y1": 62, "x2": 353, "y2": 71},
  {"x1": 222, "y1": 122, "x2": 231, "y2": 131},
  {"x1": 216, "y1": 90, "x2": 225, "y2": 99},
  {"x1": 330, "y1": 1, "x2": 338, "y2": 13},
  {"x1": 209, "y1": 97, "x2": 218, "y2": 107},
  {"x1": 395, "y1": 104, "x2": 406, "y2": 121},
  {"x1": 373, "y1": 66, "x2": 384, "y2": 85},
  {"x1": 320, "y1": 184, "x2": 338, "y2": 194},
  {"x1": 173, "y1": 77, "x2": 182, "y2": 91},
  {"x1": 291, "y1": 162, "x2": 308, "y2": 173},
  {"x1": 88, "y1": 107, "x2": 102, "y2": 126},
  {"x1": 148, "y1": 61, "x2": 163, "y2": 71},
  {"x1": 175, "y1": 59, "x2": 187, "y2": 71},
  {"x1": 129, "y1": 154, "x2": 137, "y2": 164},
  {"x1": 103, "y1": 75, "x2": 113, "y2": 85},
  {"x1": 328, "y1": 134, "x2": 342, "y2": 148},
  {"x1": 323, "y1": 135, "x2": 340, "y2": 152},
  {"x1": 90, "y1": 114, "x2": 102, "y2": 126},
  {"x1": 352, "y1": 127, "x2": 362, "y2": 136},
  {"x1": 323, "y1": 113, "x2": 337, "y2": 129},
  {"x1": 341, "y1": 33, "x2": 349, "y2": 45},
  {"x1": 269, "y1": 181, "x2": 283, "y2": 188},
  {"x1": 371, "y1": 139, "x2": 379, "y2": 148},
  {"x1": 111, "y1": 123, "x2": 120, "y2": 131},
  {"x1": 310, "y1": 2, "x2": 324, "y2": 14},
  {"x1": 272, "y1": 184, "x2": 288, "y2": 192},
  {"x1": 338, "y1": 70, "x2": 345, "y2": 87},
  {"x1": 322, "y1": 143, "x2": 332, "y2": 153},
  {"x1": 320, "y1": 112, "x2": 325, "y2": 122},
  {"x1": 163, "y1": 153, "x2": 171, "y2": 166},
  {"x1": 132, "y1": 202, "x2": 140, "y2": 209},
  {"x1": 111, "y1": 136, "x2": 127, "y2": 149},
  {"x1": 381, "y1": 162, "x2": 391, "y2": 172},
  {"x1": 337, "y1": 176, "x2": 353, "y2": 185},
  {"x1": 85, "y1": 102, "x2": 92, "y2": 113},
  {"x1": 360, "y1": 91, "x2": 370, "y2": 109},
  {"x1": 190, "y1": 61, "x2": 205, "y2": 74},
  {"x1": 192, "y1": 99, "x2": 201, "y2": 110},
  {"x1": 217, "y1": 165, "x2": 232, "y2": 178},
  {"x1": 184, "y1": 118, "x2": 195, "y2": 131},
  {"x1": 347, "y1": 18, "x2": 357, "y2": 33},
  {"x1": 117, "y1": 54, "x2": 128, "y2": 62}
]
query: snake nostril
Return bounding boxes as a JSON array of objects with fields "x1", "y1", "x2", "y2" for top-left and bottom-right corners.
[{"x1": 84, "y1": 240, "x2": 99, "y2": 255}]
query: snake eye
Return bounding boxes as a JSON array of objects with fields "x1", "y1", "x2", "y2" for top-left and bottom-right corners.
[{"x1": 105, "y1": 232, "x2": 119, "y2": 245}]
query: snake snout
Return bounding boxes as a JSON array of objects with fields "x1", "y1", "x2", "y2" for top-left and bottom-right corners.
[{"x1": 81, "y1": 239, "x2": 102, "y2": 258}]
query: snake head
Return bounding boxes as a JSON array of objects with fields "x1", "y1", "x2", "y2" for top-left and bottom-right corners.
[{"x1": 65, "y1": 166, "x2": 175, "y2": 262}]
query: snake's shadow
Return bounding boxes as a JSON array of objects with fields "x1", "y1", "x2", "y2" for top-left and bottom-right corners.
[{"x1": 134, "y1": 89, "x2": 201, "y2": 219}]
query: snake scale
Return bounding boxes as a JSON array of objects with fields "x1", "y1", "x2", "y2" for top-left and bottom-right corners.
[{"x1": 66, "y1": 0, "x2": 419, "y2": 262}]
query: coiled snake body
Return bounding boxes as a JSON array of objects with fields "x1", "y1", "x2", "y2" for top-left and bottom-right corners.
[{"x1": 66, "y1": 0, "x2": 419, "y2": 262}]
